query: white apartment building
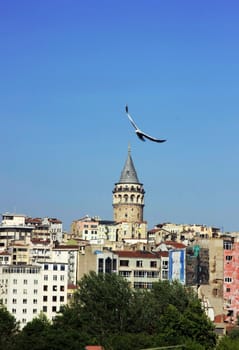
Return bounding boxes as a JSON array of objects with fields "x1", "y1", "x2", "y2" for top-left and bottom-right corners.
[
  {"x1": 42, "y1": 217, "x2": 63, "y2": 243},
  {"x1": 40, "y1": 262, "x2": 68, "y2": 321},
  {"x1": 0, "y1": 265, "x2": 43, "y2": 327},
  {"x1": 0, "y1": 262, "x2": 68, "y2": 328},
  {"x1": 51, "y1": 245, "x2": 78, "y2": 285}
]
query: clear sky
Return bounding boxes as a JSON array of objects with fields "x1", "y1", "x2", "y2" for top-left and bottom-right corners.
[{"x1": 1, "y1": 0, "x2": 239, "y2": 232}]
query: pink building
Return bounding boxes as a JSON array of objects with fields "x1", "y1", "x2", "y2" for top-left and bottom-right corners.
[{"x1": 223, "y1": 237, "x2": 239, "y2": 324}]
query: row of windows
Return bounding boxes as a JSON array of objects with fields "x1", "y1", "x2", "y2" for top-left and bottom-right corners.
[
  {"x1": 134, "y1": 271, "x2": 159, "y2": 278},
  {"x1": 44, "y1": 275, "x2": 65, "y2": 281},
  {"x1": 13, "y1": 275, "x2": 65, "y2": 283},
  {"x1": 3, "y1": 267, "x2": 41, "y2": 274},
  {"x1": 13, "y1": 289, "x2": 38, "y2": 294},
  {"x1": 43, "y1": 285, "x2": 65, "y2": 292},
  {"x1": 12, "y1": 299, "x2": 38, "y2": 304},
  {"x1": 12, "y1": 306, "x2": 60, "y2": 314},
  {"x1": 120, "y1": 260, "x2": 159, "y2": 268},
  {"x1": 13, "y1": 279, "x2": 38, "y2": 284},
  {"x1": 43, "y1": 295, "x2": 64, "y2": 302},
  {"x1": 12, "y1": 308, "x2": 38, "y2": 314},
  {"x1": 120, "y1": 270, "x2": 168, "y2": 279},
  {"x1": 12, "y1": 296, "x2": 65, "y2": 303},
  {"x1": 44, "y1": 264, "x2": 66, "y2": 271},
  {"x1": 134, "y1": 282, "x2": 153, "y2": 289}
]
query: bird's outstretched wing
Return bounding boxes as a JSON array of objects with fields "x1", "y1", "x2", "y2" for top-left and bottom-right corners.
[
  {"x1": 138, "y1": 131, "x2": 166, "y2": 143},
  {"x1": 125, "y1": 105, "x2": 139, "y2": 130},
  {"x1": 125, "y1": 105, "x2": 166, "y2": 143}
]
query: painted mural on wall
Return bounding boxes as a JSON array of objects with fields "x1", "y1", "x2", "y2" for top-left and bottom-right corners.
[{"x1": 169, "y1": 249, "x2": 185, "y2": 284}]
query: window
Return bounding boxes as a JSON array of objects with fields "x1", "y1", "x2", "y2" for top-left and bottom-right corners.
[
  {"x1": 136, "y1": 260, "x2": 143, "y2": 268},
  {"x1": 12, "y1": 309, "x2": 16, "y2": 314},
  {"x1": 53, "y1": 265, "x2": 57, "y2": 271},
  {"x1": 23, "y1": 289, "x2": 27, "y2": 295},
  {"x1": 224, "y1": 241, "x2": 232, "y2": 250},
  {"x1": 43, "y1": 296, "x2": 48, "y2": 302},
  {"x1": 52, "y1": 306, "x2": 57, "y2": 312},
  {"x1": 162, "y1": 270, "x2": 168, "y2": 279},
  {"x1": 23, "y1": 299, "x2": 27, "y2": 304},
  {"x1": 33, "y1": 309, "x2": 37, "y2": 314},
  {"x1": 60, "y1": 275, "x2": 64, "y2": 281},
  {"x1": 12, "y1": 299, "x2": 17, "y2": 304},
  {"x1": 34, "y1": 280, "x2": 38, "y2": 284},
  {"x1": 60, "y1": 296, "x2": 64, "y2": 302},
  {"x1": 23, "y1": 279, "x2": 27, "y2": 285},
  {"x1": 34, "y1": 289, "x2": 38, "y2": 294},
  {"x1": 53, "y1": 285, "x2": 57, "y2": 291},
  {"x1": 22, "y1": 309, "x2": 27, "y2": 314},
  {"x1": 98, "y1": 258, "x2": 104, "y2": 273},
  {"x1": 43, "y1": 285, "x2": 48, "y2": 291},
  {"x1": 225, "y1": 277, "x2": 232, "y2": 283},
  {"x1": 43, "y1": 306, "x2": 47, "y2": 312},
  {"x1": 134, "y1": 271, "x2": 145, "y2": 277},
  {"x1": 226, "y1": 287, "x2": 231, "y2": 292},
  {"x1": 119, "y1": 271, "x2": 131, "y2": 277},
  {"x1": 44, "y1": 264, "x2": 48, "y2": 270},
  {"x1": 33, "y1": 299, "x2": 37, "y2": 304},
  {"x1": 44, "y1": 275, "x2": 48, "y2": 281},
  {"x1": 53, "y1": 275, "x2": 57, "y2": 281},
  {"x1": 13, "y1": 289, "x2": 17, "y2": 294},
  {"x1": 52, "y1": 296, "x2": 57, "y2": 302},
  {"x1": 60, "y1": 286, "x2": 64, "y2": 292},
  {"x1": 162, "y1": 260, "x2": 168, "y2": 268},
  {"x1": 120, "y1": 260, "x2": 129, "y2": 267},
  {"x1": 13, "y1": 279, "x2": 17, "y2": 285},
  {"x1": 60, "y1": 265, "x2": 65, "y2": 271},
  {"x1": 226, "y1": 256, "x2": 233, "y2": 261},
  {"x1": 150, "y1": 261, "x2": 157, "y2": 268}
]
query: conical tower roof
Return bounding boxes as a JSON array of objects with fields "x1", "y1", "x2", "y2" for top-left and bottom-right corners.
[{"x1": 119, "y1": 145, "x2": 140, "y2": 184}]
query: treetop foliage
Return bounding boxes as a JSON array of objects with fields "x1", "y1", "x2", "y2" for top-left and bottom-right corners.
[{"x1": 1, "y1": 273, "x2": 220, "y2": 350}]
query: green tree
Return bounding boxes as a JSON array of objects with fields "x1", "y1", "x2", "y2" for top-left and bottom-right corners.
[
  {"x1": 72, "y1": 271, "x2": 132, "y2": 338},
  {"x1": 12, "y1": 313, "x2": 51, "y2": 350},
  {"x1": 216, "y1": 335, "x2": 239, "y2": 350},
  {"x1": 0, "y1": 305, "x2": 19, "y2": 350},
  {"x1": 54, "y1": 273, "x2": 217, "y2": 350}
]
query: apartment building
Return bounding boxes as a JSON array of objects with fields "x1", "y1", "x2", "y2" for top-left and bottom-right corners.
[
  {"x1": 223, "y1": 235, "x2": 239, "y2": 324},
  {"x1": 0, "y1": 213, "x2": 33, "y2": 251},
  {"x1": 116, "y1": 250, "x2": 162, "y2": 289},
  {"x1": 71, "y1": 216, "x2": 99, "y2": 240},
  {"x1": 0, "y1": 262, "x2": 68, "y2": 328},
  {"x1": 152, "y1": 222, "x2": 221, "y2": 243},
  {"x1": 26, "y1": 217, "x2": 63, "y2": 243},
  {"x1": 78, "y1": 245, "x2": 166, "y2": 290},
  {"x1": 0, "y1": 264, "x2": 43, "y2": 327},
  {"x1": 40, "y1": 261, "x2": 68, "y2": 321},
  {"x1": 52, "y1": 245, "x2": 79, "y2": 285}
]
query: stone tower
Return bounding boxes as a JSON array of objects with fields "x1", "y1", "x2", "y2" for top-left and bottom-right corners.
[{"x1": 112, "y1": 146, "x2": 145, "y2": 224}]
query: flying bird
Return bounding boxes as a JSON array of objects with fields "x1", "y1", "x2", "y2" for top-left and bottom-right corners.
[{"x1": 125, "y1": 105, "x2": 166, "y2": 143}]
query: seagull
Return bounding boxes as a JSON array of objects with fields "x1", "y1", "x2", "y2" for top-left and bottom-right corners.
[{"x1": 125, "y1": 105, "x2": 167, "y2": 143}]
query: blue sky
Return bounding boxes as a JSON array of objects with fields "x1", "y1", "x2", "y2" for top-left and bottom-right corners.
[{"x1": 0, "y1": 0, "x2": 239, "y2": 232}]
